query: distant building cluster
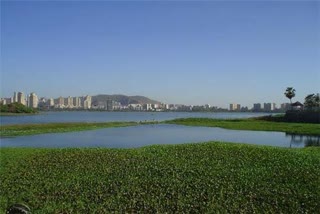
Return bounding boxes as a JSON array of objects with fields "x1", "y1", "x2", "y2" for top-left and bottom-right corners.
[
  {"x1": 91, "y1": 102, "x2": 175, "y2": 112},
  {"x1": 0, "y1": 92, "x2": 93, "y2": 110},
  {"x1": 1, "y1": 91, "x2": 292, "y2": 112},
  {"x1": 1, "y1": 91, "x2": 40, "y2": 109},
  {"x1": 52, "y1": 95, "x2": 92, "y2": 109},
  {"x1": 230, "y1": 102, "x2": 291, "y2": 112}
]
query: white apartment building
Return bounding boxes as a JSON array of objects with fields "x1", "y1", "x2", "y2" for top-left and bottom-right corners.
[
  {"x1": 83, "y1": 95, "x2": 92, "y2": 109},
  {"x1": 17, "y1": 92, "x2": 26, "y2": 105},
  {"x1": 48, "y1": 98, "x2": 54, "y2": 107},
  {"x1": 67, "y1": 96, "x2": 73, "y2": 108},
  {"x1": 57, "y1": 96, "x2": 65, "y2": 108},
  {"x1": 0, "y1": 98, "x2": 13, "y2": 105},
  {"x1": 13, "y1": 92, "x2": 18, "y2": 103},
  {"x1": 28, "y1": 92, "x2": 39, "y2": 108},
  {"x1": 145, "y1": 103, "x2": 153, "y2": 111},
  {"x1": 73, "y1": 97, "x2": 81, "y2": 108},
  {"x1": 229, "y1": 103, "x2": 240, "y2": 111}
]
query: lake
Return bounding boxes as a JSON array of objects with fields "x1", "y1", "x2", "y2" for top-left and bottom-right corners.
[
  {"x1": 1, "y1": 124, "x2": 318, "y2": 148},
  {"x1": 0, "y1": 111, "x2": 275, "y2": 125}
]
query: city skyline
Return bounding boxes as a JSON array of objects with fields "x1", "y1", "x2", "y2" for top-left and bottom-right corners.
[
  {"x1": 1, "y1": 90, "x2": 294, "y2": 112},
  {"x1": 1, "y1": 1, "x2": 319, "y2": 108}
]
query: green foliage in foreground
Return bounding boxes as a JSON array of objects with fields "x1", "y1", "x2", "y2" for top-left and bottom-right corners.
[
  {"x1": 166, "y1": 118, "x2": 320, "y2": 135},
  {"x1": 0, "y1": 122, "x2": 138, "y2": 137},
  {"x1": 0, "y1": 143, "x2": 319, "y2": 213},
  {"x1": 0, "y1": 103, "x2": 37, "y2": 114}
]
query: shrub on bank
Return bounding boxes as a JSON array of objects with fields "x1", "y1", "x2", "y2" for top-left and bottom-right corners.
[
  {"x1": 0, "y1": 103, "x2": 37, "y2": 114},
  {"x1": 284, "y1": 110, "x2": 320, "y2": 123}
]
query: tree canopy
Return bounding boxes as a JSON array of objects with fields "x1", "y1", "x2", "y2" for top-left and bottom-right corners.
[
  {"x1": 0, "y1": 102, "x2": 37, "y2": 113},
  {"x1": 304, "y1": 93, "x2": 320, "y2": 111},
  {"x1": 284, "y1": 87, "x2": 296, "y2": 104}
]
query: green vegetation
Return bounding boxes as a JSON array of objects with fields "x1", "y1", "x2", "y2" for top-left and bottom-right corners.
[
  {"x1": 0, "y1": 103, "x2": 38, "y2": 114},
  {"x1": 0, "y1": 112, "x2": 39, "y2": 116},
  {"x1": 166, "y1": 118, "x2": 320, "y2": 135},
  {"x1": 0, "y1": 122, "x2": 138, "y2": 137},
  {"x1": 304, "y1": 93, "x2": 320, "y2": 111},
  {"x1": 284, "y1": 87, "x2": 296, "y2": 106},
  {"x1": 1, "y1": 117, "x2": 319, "y2": 137},
  {"x1": 1, "y1": 143, "x2": 319, "y2": 213}
]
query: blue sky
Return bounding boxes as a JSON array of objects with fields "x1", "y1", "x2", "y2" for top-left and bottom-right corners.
[{"x1": 1, "y1": 1, "x2": 319, "y2": 108}]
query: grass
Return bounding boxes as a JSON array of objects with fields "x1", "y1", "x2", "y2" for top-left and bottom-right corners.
[
  {"x1": 166, "y1": 117, "x2": 320, "y2": 135},
  {"x1": 0, "y1": 142, "x2": 319, "y2": 213},
  {"x1": 0, "y1": 112, "x2": 39, "y2": 116},
  {"x1": 0, "y1": 122, "x2": 139, "y2": 137}
]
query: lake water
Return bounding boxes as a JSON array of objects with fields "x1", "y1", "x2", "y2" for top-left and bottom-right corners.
[
  {"x1": 1, "y1": 124, "x2": 318, "y2": 148},
  {"x1": 0, "y1": 111, "x2": 275, "y2": 125}
]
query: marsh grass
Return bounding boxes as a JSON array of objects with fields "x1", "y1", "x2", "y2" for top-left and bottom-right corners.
[
  {"x1": 1, "y1": 143, "x2": 319, "y2": 213},
  {"x1": 0, "y1": 122, "x2": 139, "y2": 137},
  {"x1": 166, "y1": 118, "x2": 320, "y2": 135},
  {"x1": 1, "y1": 117, "x2": 319, "y2": 137}
]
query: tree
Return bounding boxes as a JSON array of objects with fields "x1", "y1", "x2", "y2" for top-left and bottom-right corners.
[
  {"x1": 304, "y1": 93, "x2": 320, "y2": 111},
  {"x1": 0, "y1": 102, "x2": 37, "y2": 113},
  {"x1": 284, "y1": 87, "x2": 296, "y2": 106}
]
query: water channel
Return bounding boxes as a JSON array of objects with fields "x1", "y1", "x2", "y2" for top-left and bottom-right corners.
[
  {"x1": 1, "y1": 124, "x2": 318, "y2": 148},
  {"x1": 0, "y1": 111, "x2": 276, "y2": 125}
]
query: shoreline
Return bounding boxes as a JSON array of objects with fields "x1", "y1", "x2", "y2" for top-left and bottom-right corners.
[
  {"x1": 166, "y1": 118, "x2": 320, "y2": 136},
  {"x1": 0, "y1": 121, "x2": 140, "y2": 137},
  {"x1": 0, "y1": 112, "x2": 40, "y2": 116},
  {"x1": 1, "y1": 118, "x2": 319, "y2": 137}
]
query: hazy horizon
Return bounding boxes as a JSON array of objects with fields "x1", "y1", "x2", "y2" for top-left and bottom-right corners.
[{"x1": 1, "y1": 1, "x2": 319, "y2": 108}]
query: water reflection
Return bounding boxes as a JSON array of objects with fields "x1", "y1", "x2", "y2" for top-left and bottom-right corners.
[
  {"x1": 1, "y1": 124, "x2": 315, "y2": 148},
  {"x1": 286, "y1": 134, "x2": 320, "y2": 147}
]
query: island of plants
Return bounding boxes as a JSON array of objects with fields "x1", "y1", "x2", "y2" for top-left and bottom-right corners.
[
  {"x1": 0, "y1": 122, "x2": 139, "y2": 137},
  {"x1": 166, "y1": 117, "x2": 320, "y2": 136},
  {"x1": 1, "y1": 142, "x2": 319, "y2": 213},
  {"x1": 1, "y1": 116, "x2": 319, "y2": 137}
]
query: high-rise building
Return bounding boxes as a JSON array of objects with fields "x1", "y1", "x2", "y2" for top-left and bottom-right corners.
[
  {"x1": 229, "y1": 103, "x2": 240, "y2": 111},
  {"x1": 48, "y1": 98, "x2": 54, "y2": 107},
  {"x1": 73, "y1": 97, "x2": 81, "y2": 108},
  {"x1": 253, "y1": 103, "x2": 262, "y2": 111},
  {"x1": 83, "y1": 95, "x2": 92, "y2": 109},
  {"x1": 144, "y1": 103, "x2": 153, "y2": 111},
  {"x1": 17, "y1": 92, "x2": 26, "y2": 105},
  {"x1": 67, "y1": 96, "x2": 73, "y2": 108},
  {"x1": 264, "y1": 103, "x2": 276, "y2": 112},
  {"x1": 28, "y1": 92, "x2": 38, "y2": 108},
  {"x1": 13, "y1": 92, "x2": 18, "y2": 103},
  {"x1": 237, "y1": 104, "x2": 241, "y2": 110},
  {"x1": 0, "y1": 98, "x2": 12, "y2": 105},
  {"x1": 58, "y1": 96, "x2": 64, "y2": 108}
]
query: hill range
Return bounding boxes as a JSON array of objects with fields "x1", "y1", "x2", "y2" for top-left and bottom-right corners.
[{"x1": 92, "y1": 94, "x2": 161, "y2": 106}]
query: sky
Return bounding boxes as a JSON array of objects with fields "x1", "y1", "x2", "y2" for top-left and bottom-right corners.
[{"x1": 1, "y1": 0, "x2": 319, "y2": 108}]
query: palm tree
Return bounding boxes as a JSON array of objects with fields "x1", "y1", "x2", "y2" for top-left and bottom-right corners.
[{"x1": 284, "y1": 87, "x2": 296, "y2": 108}]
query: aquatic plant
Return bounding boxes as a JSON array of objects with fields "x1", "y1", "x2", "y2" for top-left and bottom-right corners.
[{"x1": 1, "y1": 143, "x2": 319, "y2": 213}]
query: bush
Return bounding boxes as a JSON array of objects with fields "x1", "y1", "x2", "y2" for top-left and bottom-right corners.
[{"x1": 0, "y1": 103, "x2": 37, "y2": 113}]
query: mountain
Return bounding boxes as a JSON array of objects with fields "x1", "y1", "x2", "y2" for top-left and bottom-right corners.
[{"x1": 92, "y1": 94, "x2": 161, "y2": 106}]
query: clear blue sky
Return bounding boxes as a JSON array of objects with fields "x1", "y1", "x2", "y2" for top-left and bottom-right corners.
[{"x1": 1, "y1": 0, "x2": 319, "y2": 108}]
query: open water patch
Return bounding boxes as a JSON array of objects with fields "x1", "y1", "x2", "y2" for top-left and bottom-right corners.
[{"x1": 1, "y1": 124, "x2": 318, "y2": 148}]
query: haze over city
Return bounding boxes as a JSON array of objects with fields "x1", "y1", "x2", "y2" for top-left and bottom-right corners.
[{"x1": 1, "y1": 1, "x2": 319, "y2": 108}]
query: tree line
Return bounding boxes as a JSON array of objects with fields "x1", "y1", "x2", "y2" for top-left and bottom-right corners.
[
  {"x1": 284, "y1": 87, "x2": 319, "y2": 111},
  {"x1": 0, "y1": 102, "x2": 38, "y2": 113}
]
